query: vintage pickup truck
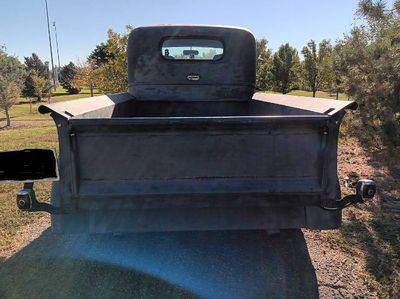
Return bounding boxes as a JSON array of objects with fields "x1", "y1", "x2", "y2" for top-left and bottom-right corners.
[{"x1": 0, "y1": 25, "x2": 375, "y2": 233}]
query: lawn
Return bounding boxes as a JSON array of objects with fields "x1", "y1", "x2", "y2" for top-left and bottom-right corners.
[
  {"x1": 287, "y1": 90, "x2": 348, "y2": 100},
  {"x1": 0, "y1": 88, "x2": 102, "y2": 252},
  {"x1": 1, "y1": 87, "x2": 102, "y2": 122},
  {"x1": 263, "y1": 89, "x2": 348, "y2": 100}
]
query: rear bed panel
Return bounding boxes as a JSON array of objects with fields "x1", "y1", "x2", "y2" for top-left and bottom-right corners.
[
  {"x1": 69, "y1": 116, "x2": 329, "y2": 198},
  {"x1": 38, "y1": 95, "x2": 348, "y2": 232}
]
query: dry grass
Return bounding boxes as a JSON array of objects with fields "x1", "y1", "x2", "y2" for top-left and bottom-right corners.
[
  {"x1": 322, "y1": 139, "x2": 400, "y2": 298},
  {"x1": 0, "y1": 126, "x2": 55, "y2": 252},
  {"x1": 0, "y1": 89, "x2": 101, "y2": 253}
]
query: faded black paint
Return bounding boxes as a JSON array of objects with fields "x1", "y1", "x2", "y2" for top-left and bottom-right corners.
[
  {"x1": 32, "y1": 25, "x2": 358, "y2": 233},
  {"x1": 128, "y1": 25, "x2": 256, "y2": 101}
]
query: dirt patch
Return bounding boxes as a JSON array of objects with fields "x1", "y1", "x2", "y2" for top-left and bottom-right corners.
[
  {"x1": 0, "y1": 119, "x2": 53, "y2": 130},
  {"x1": 305, "y1": 229, "x2": 379, "y2": 298},
  {"x1": 309, "y1": 139, "x2": 400, "y2": 298}
]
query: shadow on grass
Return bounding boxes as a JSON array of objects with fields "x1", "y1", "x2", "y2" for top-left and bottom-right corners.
[
  {"x1": 15, "y1": 99, "x2": 39, "y2": 105},
  {"x1": 0, "y1": 229, "x2": 197, "y2": 299},
  {"x1": 0, "y1": 229, "x2": 318, "y2": 299},
  {"x1": 336, "y1": 143, "x2": 400, "y2": 298},
  {"x1": 339, "y1": 210, "x2": 400, "y2": 297}
]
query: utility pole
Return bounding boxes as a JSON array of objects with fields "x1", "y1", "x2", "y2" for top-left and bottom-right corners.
[
  {"x1": 53, "y1": 21, "x2": 61, "y2": 81},
  {"x1": 44, "y1": 0, "x2": 56, "y2": 90}
]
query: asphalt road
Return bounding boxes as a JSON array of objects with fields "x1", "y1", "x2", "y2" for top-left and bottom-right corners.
[{"x1": 0, "y1": 229, "x2": 318, "y2": 299}]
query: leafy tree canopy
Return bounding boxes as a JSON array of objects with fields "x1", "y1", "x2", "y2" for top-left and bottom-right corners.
[
  {"x1": 91, "y1": 25, "x2": 133, "y2": 93},
  {"x1": 88, "y1": 43, "x2": 115, "y2": 68},
  {"x1": 22, "y1": 53, "x2": 50, "y2": 98},
  {"x1": 59, "y1": 62, "x2": 80, "y2": 94},
  {"x1": 24, "y1": 53, "x2": 50, "y2": 78},
  {"x1": 271, "y1": 43, "x2": 300, "y2": 94},
  {"x1": 0, "y1": 47, "x2": 26, "y2": 126},
  {"x1": 301, "y1": 39, "x2": 333, "y2": 97},
  {"x1": 256, "y1": 38, "x2": 273, "y2": 90},
  {"x1": 338, "y1": 0, "x2": 400, "y2": 145}
]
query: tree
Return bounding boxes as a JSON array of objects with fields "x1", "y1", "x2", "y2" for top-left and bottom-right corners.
[
  {"x1": 0, "y1": 48, "x2": 25, "y2": 126},
  {"x1": 31, "y1": 71, "x2": 52, "y2": 101},
  {"x1": 301, "y1": 39, "x2": 333, "y2": 97},
  {"x1": 301, "y1": 41, "x2": 318, "y2": 96},
  {"x1": 338, "y1": 0, "x2": 400, "y2": 145},
  {"x1": 22, "y1": 75, "x2": 35, "y2": 98},
  {"x1": 271, "y1": 43, "x2": 300, "y2": 94},
  {"x1": 22, "y1": 53, "x2": 50, "y2": 99},
  {"x1": 59, "y1": 62, "x2": 80, "y2": 94},
  {"x1": 72, "y1": 60, "x2": 96, "y2": 97},
  {"x1": 91, "y1": 25, "x2": 132, "y2": 93},
  {"x1": 88, "y1": 43, "x2": 115, "y2": 68},
  {"x1": 256, "y1": 38, "x2": 273, "y2": 90},
  {"x1": 331, "y1": 44, "x2": 347, "y2": 100},
  {"x1": 24, "y1": 53, "x2": 50, "y2": 77}
]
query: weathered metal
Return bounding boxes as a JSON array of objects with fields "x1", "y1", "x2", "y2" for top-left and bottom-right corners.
[
  {"x1": 1, "y1": 25, "x2": 369, "y2": 233},
  {"x1": 128, "y1": 25, "x2": 256, "y2": 102}
]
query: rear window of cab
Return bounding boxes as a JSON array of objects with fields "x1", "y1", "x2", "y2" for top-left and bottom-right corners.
[{"x1": 161, "y1": 38, "x2": 224, "y2": 61}]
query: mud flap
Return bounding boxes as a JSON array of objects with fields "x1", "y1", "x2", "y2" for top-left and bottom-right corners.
[{"x1": 305, "y1": 206, "x2": 341, "y2": 229}]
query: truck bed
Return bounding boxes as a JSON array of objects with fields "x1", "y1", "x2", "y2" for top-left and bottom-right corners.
[
  {"x1": 38, "y1": 92, "x2": 356, "y2": 232},
  {"x1": 39, "y1": 92, "x2": 356, "y2": 119}
]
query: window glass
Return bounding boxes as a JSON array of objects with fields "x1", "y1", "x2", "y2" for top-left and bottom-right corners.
[{"x1": 161, "y1": 38, "x2": 224, "y2": 61}]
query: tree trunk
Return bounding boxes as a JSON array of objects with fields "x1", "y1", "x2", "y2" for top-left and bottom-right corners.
[
  {"x1": 90, "y1": 84, "x2": 94, "y2": 97},
  {"x1": 336, "y1": 89, "x2": 339, "y2": 100},
  {"x1": 30, "y1": 98, "x2": 32, "y2": 113},
  {"x1": 312, "y1": 90, "x2": 316, "y2": 97},
  {"x1": 282, "y1": 83, "x2": 288, "y2": 94},
  {"x1": 5, "y1": 107, "x2": 10, "y2": 127}
]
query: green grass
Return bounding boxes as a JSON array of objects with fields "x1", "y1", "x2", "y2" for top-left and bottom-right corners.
[
  {"x1": 263, "y1": 89, "x2": 348, "y2": 100},
  {"x1": 50, "y1": 86, "x2": 101, "y2": 97},
  {"x1": 287, "y1": 90, "x2": 348, "y2": 100},
  {"x1": 0, "y1": 182, "x2": 51, "y2": 251},
  {"x1": 0, "y1": 87, "x2": 102, "y2": 123},
  {"x1": 0, "y1": 126, "x2": 57, "y2": 151}
]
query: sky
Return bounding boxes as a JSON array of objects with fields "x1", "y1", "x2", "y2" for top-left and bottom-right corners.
[{"x1": 0, "y1": 0, "x2": 388, "y2": 66}]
